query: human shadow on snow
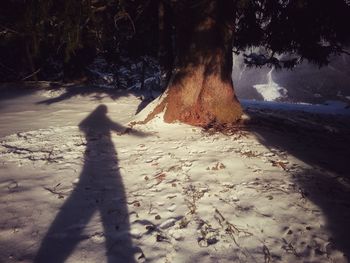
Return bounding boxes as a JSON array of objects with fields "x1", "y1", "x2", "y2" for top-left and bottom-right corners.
[
  {"x1": 34, "y1": 104, "x2": 146, "y2": 263},
  {"x1": 245, "y1": 109, "x2": 350, "y2": 260}
]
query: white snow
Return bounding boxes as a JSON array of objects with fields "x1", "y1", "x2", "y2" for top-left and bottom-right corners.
[
  {"x1": 0, "y1": 87, "x2": 349, "y2": 263},
  {"x1": 253, "y1": 67, "x2": 288, "y2": 101}
]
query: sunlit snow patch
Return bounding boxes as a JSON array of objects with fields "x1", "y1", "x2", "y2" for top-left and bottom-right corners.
[{"x1": 253, "y1": 67, "x2": 287, "y2": 101}]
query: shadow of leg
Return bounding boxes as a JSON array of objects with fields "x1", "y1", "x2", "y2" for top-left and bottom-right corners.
[{"x1": 34, "y1": 188, "x2": 95, "y2": 263}]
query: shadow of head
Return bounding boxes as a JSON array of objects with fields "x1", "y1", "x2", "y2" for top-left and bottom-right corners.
[{"x1": 79, "y1": 104, "x2": 149, "y2": 137}]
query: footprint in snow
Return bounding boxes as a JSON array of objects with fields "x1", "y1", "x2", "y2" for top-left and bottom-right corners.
[{"x1": 167, "y1": 204, "x2": 177, "y2": 212}]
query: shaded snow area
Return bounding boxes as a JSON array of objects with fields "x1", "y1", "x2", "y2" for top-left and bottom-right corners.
[
  {"x1": 1, "y1": 88, "x2": 350, "y2": 263},
  {"x1": 242, "y1": 99, "x2": 350, "y2": 116}
]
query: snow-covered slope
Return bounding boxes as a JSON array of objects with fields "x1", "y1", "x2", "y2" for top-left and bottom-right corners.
[
  {"x1": 233, "y1": 52, "x2": 350, "y2": 104},
  {"x1": 253, "y1": 68, "x2": 288, "y2": 101}
]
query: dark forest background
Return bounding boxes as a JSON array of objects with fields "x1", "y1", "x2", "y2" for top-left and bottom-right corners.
[
  {"x1": 1, "y1": 0, "x2": 350, "y2": 91},
  {"x1": 0, "y1": 0, "x2": 160, "y2": 84}
]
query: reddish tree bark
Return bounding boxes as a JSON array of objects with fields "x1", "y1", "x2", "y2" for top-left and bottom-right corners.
[{"x1": 142, "y1": 1, "x2": 242, "y2": 127}]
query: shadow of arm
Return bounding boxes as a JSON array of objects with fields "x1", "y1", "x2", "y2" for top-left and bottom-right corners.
[{"x1": 113, "y1": 125, "x2": 150, "y2": 137}]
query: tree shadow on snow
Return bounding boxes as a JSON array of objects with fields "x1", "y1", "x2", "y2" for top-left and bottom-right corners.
[
  {"x1": 36, "y1": 84, "x2": 135, "y2": 105},
  {"x1": 35, "y1": 83, "x2": 155, "y2": 117},
  {"x1": 34, "y1": 104, "x2": 146, "y2": 263},
  {"x1": 0, "y1": 82, "x2": 52, "y2": 102},
  {"x1": 245, "y1": 109, "x2": 350, "y2": 260}
]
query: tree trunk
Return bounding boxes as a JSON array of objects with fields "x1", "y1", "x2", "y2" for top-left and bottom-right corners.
[
  {"x1": 141, "y1": 1, "x2": 242, "y2": 127},
  {"x1": 158, "y1": 0, "x2": 173, "y2": 90},
  {"x1": 25, "y1": 42, "x2": 38, "y2": 81}
]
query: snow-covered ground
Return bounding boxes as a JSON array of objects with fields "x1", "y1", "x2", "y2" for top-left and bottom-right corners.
[{"x1": 1, "y1": 86, "x2": 350, "y2": 263}]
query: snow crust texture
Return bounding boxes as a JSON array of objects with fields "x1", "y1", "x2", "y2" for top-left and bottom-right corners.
[{"x1": 1, "y1": 93, "x2": 350, "y2": 263}]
